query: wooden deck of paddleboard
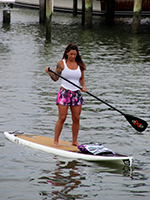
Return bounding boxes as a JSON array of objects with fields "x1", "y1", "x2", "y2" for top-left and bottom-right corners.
[{"x1": 17, "y1": 134, "x2": 79, "y2": 152}]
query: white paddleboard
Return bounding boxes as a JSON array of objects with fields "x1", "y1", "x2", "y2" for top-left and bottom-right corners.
[{"x1": 4, "y1": 131, "x2": 133, "y2": 166}]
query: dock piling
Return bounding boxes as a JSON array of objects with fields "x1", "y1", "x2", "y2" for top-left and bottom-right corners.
[
  {"x1": 73, "y1": 0, "x2": 77, "y2": 16},
  {"x1": 82, "y1": 0, "x2": 93, "y2": 28},
  {"x1": 105, "y1": 0, "x2": 115, "y2": 25},
  {"x1": 39, "y1": 0, "x2": 46, "y2": 23},
  {"x1": 2, "y1": 2, "x2": 14, "y2": 24},
  {"x1": 132, "y1": 0, "x2": 142, "y2": 33},
  {"x1": 46, "y1": 0, "x2": 53, "y2": 40},
  {"x1": 3, "y1": 8, "x2": 11, "y2": 23}
]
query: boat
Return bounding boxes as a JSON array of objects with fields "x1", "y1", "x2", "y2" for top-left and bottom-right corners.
[{"x1": 101, "y1": 0, "x2": 150, "y2": 11}]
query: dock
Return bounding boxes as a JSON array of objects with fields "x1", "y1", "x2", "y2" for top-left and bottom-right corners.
[
  {"x1": 12, "y1": 0, "x2": 150, "y2": 17},
  {"x1": 1, "y1": 0, "x2": 150, "y2": 36}
]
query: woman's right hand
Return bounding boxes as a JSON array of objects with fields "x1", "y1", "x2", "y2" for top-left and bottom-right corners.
[{"x1": 45, "y1": 67, "x2": 50, "y2": 73}]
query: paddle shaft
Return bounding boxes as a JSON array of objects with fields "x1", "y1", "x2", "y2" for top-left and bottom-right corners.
[
  {"x1": 48, "y1": 68, "x2": 124, "y2": 115},
  {"x1": 48, "y1": 68, "x2": 148, "y2": 132}
]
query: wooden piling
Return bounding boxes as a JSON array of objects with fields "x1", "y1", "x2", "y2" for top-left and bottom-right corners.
[
  {"x1": 73, "y1": 0, "x2": 77, "y2": 16},
  {"x1": 39, "y1": 0, "x2": 46, "y2": 23},
  {"x1": 82, "y1": 0, "x2": 93, "y2": 28},
  {"x1": 82, "y1": 0, "x2": 85, "y2": 25},
  {"x1": 46, "y1": 0, "x2": 53, "y2": 40},
  {"x1": 105, "y1": 0, "x2": 115, "y2": 25},
  {"x1": 132, "y1": 0, "x2": 142, "y2": 33},
  {"x1": 3, "y1": 9, "x2": 11, "y2": 23}
]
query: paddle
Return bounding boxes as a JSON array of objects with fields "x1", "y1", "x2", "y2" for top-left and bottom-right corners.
[{"x1": 48, "y1": 67, "x2": 148, "y2": 132}]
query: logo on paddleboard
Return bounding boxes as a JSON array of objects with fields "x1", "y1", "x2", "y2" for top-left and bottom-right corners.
[{"x1": 14, "y1": 139, "x2": 19, "y2": 144}]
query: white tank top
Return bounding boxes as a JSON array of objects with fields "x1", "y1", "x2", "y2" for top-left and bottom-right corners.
[{"x1": 61, "y1": 59, "x2": 81, "y2": 91}]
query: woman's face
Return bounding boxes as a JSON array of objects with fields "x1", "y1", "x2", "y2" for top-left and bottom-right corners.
[{"x1": 67, "y1": 50, "x2": 77, "y2": 61}]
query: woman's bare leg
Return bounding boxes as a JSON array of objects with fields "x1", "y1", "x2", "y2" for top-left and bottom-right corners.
[
  {"x1": 54, "y1": 105, "x2": 68, "y2": 146},
  {"x1": 70, "y1": 105, "x2": 82, "y2": 146}
]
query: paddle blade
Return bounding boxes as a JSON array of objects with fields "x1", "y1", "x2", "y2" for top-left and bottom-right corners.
[{"x1": 124, "y1": 114, "x2": 148, "y2": 132}]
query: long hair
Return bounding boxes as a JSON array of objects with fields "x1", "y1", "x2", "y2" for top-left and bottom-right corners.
[{"x1": 62, "y1": 43, "x2": 86, "y2": 71}]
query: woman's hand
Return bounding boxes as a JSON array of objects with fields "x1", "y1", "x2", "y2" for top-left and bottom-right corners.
[
  {"x1": 45, "y1": 67, "x2": 51, "y2": 73},
  {"x1": 45, "y1": 66, "x2": 60, "y2": 82},
  {"x1": 82, "y1": 85, "x2": 87, "y2": 92}
]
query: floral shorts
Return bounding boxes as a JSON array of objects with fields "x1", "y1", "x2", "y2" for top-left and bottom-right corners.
[{"x1": 56, "y1": 88, "x2": 85, "y2": 106}]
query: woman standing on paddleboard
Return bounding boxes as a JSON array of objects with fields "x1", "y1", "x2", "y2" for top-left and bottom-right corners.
[{"x1": 45, "y1": 43, "x2": 87, "y2": 147}]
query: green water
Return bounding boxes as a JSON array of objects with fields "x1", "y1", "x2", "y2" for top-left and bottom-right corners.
[{"x1": 0, "y1": 8, "x2": 150, "y2": 200}]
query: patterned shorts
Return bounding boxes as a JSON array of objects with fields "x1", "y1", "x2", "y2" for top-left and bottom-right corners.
[{"x1": 56, "y1": 88, "x2": 85, "y2": 106}]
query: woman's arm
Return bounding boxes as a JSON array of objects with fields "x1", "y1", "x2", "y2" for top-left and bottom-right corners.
[
  {"x1": 45, "y1": 61, "x2": 64, "y2": 82},
  {"x1": 79, "y1": 70, "x2": 87, "y2": 92}
]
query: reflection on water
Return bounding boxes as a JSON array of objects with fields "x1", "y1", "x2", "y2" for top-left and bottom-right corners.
[
  {"x1": 36, "y1": 159, "x2": 149, "y2": 199},
  {"x1": 30, "y1": 159, "x2": 133, "y2": 199},
  {"x1": 39, "y1": 161, "x2": 82, "y2": 199}
]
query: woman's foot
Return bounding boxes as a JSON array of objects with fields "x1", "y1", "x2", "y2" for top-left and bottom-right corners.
[
  {"x1": 53, "y1": 142, "x2": 59, "y2": 147},
  {"x1": 72, "y1": 142, "x2": 80, "y2": 147}
]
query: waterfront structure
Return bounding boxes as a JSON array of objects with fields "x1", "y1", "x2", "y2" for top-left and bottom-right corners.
[{"x1": 1, "y1": 0, "x2": 150, "y2": 34}]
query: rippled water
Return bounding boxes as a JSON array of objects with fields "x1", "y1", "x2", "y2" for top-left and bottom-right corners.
[{"x1": 0, "y1": 8, "x2": 150, "y2": 200}]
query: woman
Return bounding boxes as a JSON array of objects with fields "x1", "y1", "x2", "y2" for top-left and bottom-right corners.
[{"x1": 45, "y1": 43, "x2": 87, "y2": 147}]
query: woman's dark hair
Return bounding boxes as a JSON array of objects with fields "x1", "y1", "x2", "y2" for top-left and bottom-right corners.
[{"x1": 62, "y1": 43, "x2": 86, "y2": 71}]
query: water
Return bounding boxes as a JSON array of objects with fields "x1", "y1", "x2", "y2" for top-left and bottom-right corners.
[{"x1": 0, "y1": 8, "x2": 150, "y2": 200}]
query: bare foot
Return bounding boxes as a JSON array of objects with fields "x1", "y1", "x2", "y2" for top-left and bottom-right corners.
[
  {"x1": 72, "y1": 142, "x2": 80, "y2": 147},
  {"x1": 53, "y1": 142, "x2": 59, "y2": 147}
]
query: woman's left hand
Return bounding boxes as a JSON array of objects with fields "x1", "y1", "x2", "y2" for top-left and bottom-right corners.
[{"x1": 82, "y1": 86, "x2": 87, "y2": 92}]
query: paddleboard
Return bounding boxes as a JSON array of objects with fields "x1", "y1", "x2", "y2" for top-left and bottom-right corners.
[{"x1": 4, "y1": 131, "x2": 133, "y2": 166}]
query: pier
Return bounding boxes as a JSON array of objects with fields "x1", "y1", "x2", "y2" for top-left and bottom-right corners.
[{"x1": 1, "y1": 0, "x2": 150, "y2": 37}]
